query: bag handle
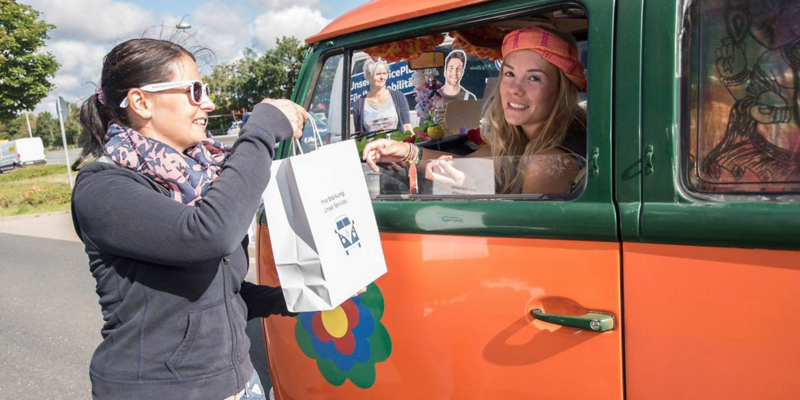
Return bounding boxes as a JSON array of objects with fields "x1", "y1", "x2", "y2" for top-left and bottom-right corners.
[
  {"x1": 308, "y1": 115, "x2": 323, "y2": 150},
  {"x1": 291, "y1": 114, "x2": 324, "y2": 156},
  {"x1": 292, "y1": 137, "x2": 303, "y2": 156}
]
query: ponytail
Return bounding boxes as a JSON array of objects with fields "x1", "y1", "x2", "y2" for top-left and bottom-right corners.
[{"x1": 72, "y1": 92, "x2": 109, "y2": 170}]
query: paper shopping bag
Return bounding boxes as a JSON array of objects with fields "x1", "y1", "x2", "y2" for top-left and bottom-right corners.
[{"x1": 262, "y1": 139, "x2": 387, "y2": 312}]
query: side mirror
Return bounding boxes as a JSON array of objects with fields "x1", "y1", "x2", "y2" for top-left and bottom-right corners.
[{"x1": 409, "y1": 51, "x2": 445, "y2": 70}]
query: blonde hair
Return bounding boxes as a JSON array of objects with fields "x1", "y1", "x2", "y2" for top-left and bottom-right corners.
[
  {"x1": 363, "y1": 58, "x2": 390, "y2": 81},
  {"x1": 482, "y1": 25, "x2": 586, "y2": 194}
]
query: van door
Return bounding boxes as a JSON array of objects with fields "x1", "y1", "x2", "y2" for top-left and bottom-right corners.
[
  {"x1": 258, "y1": 1, "x2": 622, "y2": 399},
  {"x1": 628, "y1": 0, "x2": 800, "y2": 398},
  {"x1": 17, "y1": 138, "x2": 46, "y2": 165}
]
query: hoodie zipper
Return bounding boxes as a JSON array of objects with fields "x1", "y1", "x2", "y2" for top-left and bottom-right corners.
[
  {"x1": 144, "y1": 169, "x2": 240, "y2": 387},
  {"x1": 145, "y1": 173, "x2": 240, "y2": 387},
  {"x1": 221, "y1": 257, "x2": 240, "y2": 390}
]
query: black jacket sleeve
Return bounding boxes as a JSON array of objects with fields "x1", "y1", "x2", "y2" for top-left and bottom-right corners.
[
  {"x1": 72, "y1": 103, "x2": 294, "y2": 267},
  {"x1": 239, "y1": 281, "x2": 297, "y2": 319},
  {"x1": 352, "y1": 97, "x2": 364, "y2": 136}
]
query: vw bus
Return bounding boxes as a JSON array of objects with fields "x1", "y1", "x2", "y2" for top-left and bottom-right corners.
[
  {"x1": 335, "y1": 215, "x2": 361, "y2": 255},
  {"x1": 256, "y1": 0, "x2": 800, "y2": 398}
]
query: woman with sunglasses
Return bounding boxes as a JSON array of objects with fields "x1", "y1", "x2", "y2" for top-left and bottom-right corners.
[{"x1": 71, "y1": 38, "x2": 305, "y2": 400}]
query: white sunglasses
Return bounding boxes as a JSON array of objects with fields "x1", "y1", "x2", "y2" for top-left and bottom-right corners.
[{"x1": 119, "y1": 80, "x2": 210, "y2": 108}]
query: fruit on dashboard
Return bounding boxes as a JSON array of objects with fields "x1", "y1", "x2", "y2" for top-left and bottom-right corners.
[{"x1": 426, "y1": 125, "x2": 445, "y2": 140}]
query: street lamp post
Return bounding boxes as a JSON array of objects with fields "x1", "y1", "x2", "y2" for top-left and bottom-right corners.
[
  {"x1": 25, "y1": 111, "x2": 33, "y2": 138},
  {"x1": 55, "y1": 96, "x2": 73, "y2": 188},
  {"x1": 176, "y1": 15, "x2": 192, "y2": 31}
]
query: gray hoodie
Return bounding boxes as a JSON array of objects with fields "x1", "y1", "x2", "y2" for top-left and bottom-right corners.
[{"x1": 71, "y1": 103, "x2": 294, "y2": 400}]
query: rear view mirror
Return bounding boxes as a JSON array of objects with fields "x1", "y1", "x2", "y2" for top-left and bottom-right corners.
[{"x1": 409, "y1": 51, "x2": 445, "y2": 70}]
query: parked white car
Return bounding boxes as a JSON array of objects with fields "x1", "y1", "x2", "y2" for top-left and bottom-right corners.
[{"x1": 0, "y1": 137, "x2": 46, "y2": 173}]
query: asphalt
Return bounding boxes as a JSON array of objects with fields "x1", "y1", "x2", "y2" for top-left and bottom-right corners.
[
  {"x1": 0, "y1": 233, "x2": 101, "y2": 399},
  {"x1": 0, "y1": 211, "x2": 258, "y2": 282},
  {"x1": 0, "y1": 212, "x2": 270, "y2": 398}
]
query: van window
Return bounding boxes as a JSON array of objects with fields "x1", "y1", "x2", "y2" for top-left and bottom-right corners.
[
  {"x1": 685, "y1": 0, "x2": 800, "y2": 194},
  {"x1": 349, "y1": 15, "x2": 589, "y2": 199},
  {"x1": 364, "y1": 154, "x2": 586, "y2": 199},
  {"x1": 300, "y1": 53, "x2": 344, "y2": 154}
]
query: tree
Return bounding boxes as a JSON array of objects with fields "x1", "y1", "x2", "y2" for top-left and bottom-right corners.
[
  {"x1": 34, "y1": 111, "x2": 58, "y2": 148},
  {"x1": 0, "y1": 113, "x2": 30, "y2": 140},
  {"x1": 204, "y1": 37, "x2": 308, "y2": 130},
  {"x1": 254, "y1": 36, "x2": 307, "y2": 100},
  {"x1": 271, "y1": 36, "x2": 308, "y2": 99},
  {"x1": 0, "y1": 102, "x2": 81, "y2": 149},
  {"x1": 64, "y1": 101, "x2": 84, "y2": 146},
  {"x1": 0, "y1": 0, "x2": 60, "y2": 122}
]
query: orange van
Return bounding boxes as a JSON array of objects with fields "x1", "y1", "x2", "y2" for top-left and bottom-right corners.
[{"x1": 256, "y1": 0, "x2": 800, "y2": 398}]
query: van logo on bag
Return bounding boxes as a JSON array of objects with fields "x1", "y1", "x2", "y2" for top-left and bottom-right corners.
[{"x1": 334, "y1": 215, "x2": 361, "y2": 255}]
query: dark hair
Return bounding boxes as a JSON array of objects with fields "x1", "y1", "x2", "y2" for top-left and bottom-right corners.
[
  {"x1": 445, "y1": 49, "x2": 467, "y2": 69},
  {"x1": 72, "y1": 39, "x2": 194, "y2": 170}
]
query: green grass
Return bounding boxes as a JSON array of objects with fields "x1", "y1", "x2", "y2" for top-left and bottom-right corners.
[
  {"x1": 0, "y1": 165, "x2": 72, "y2": 217},
  {"x1": 0, "y1": 164, "x2": 70, "y2": 183}
]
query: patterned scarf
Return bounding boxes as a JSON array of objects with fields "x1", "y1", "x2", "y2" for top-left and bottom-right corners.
[{"x1": 103, "y1": 123, "x2": 230, "y2": 206}]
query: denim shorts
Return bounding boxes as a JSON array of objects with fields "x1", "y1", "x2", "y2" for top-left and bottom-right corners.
[{"x1": 235, "y1": 371, "x2": 266, "y2": 400}]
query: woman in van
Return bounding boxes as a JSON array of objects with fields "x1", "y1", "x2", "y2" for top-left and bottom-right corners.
[
  {"x1": 363, "y1": 25, "x2": 587, "y2": 194},
  {"x1": 353, "y1": 58, "x2": 414, "y2": 136},
  {"x1": 70, "y1": 38, "x2": 305, "y2": 400}
]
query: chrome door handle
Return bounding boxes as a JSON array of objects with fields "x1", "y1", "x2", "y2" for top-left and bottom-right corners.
[
  {"x1": 644, "y1": 145, "x2": 654, "y2": 175},
  {"x1": 531, "y1": 309, "x2": 616, "y2": 332}
]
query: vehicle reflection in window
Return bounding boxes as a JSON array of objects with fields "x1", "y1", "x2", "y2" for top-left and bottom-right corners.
[
  {"x1": 301, "y1": 53, "x2": 343, "y2": 154},
  {"x1": 361, "y1": 154, "x2": 587, "y2": 199},
  {"x1": 298, "y1": 112, "x2": 330, "y2": 154}
]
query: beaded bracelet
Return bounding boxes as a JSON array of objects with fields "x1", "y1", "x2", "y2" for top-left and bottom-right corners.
[
  {"x1": 402, "y1": 142, "x2": 413, "y2": 162},
  {"x1": 410, "y1": 144, "x2": 422, "y2": 166}
]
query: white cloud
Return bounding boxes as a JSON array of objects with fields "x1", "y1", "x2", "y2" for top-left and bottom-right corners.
[
  {"x1": 32, "y1": 41, "x2": 107, "y2": 113},
  {"x1": 22, "y1": 0, "x2": 337, "y2": 113},
  {"x1": 48, "y1": 41, "x2": 107, "y2": 93},
  {"x1": 181, "y1": 1, "x2": 249, "y2": 66},
  {"x1": 250, "y1": 6, "x2": 331, "y2": 50},
  {"x1": 21, "y1": 0, "x2": 155, "y2": 44}
]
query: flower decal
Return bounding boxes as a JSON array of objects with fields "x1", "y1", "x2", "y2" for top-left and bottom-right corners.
[{"x1": 295, "y1": 282, "x2": 391, "y2": 388}]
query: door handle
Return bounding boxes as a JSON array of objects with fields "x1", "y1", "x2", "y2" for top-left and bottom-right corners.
[
  {"x1": 590, "y1": 147, "x2": 600, "y2": 176},
  {"x1": 531, "y1": 309, "x2": 616, "y2": 332}
]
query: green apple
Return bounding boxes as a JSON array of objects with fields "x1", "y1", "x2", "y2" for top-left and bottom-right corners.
[{"x1": 427, "y1": 125, "x2": 445, "y2": 140}]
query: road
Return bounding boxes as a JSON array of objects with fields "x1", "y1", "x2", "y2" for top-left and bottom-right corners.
[
  {"x1": 45, "y1": 148, "x2": 82, "y2": 165},
  {"x1": 44, "y1": 135, "x2": 237, "y2": 166},
  {"x1": 0, "y1": 233, "x2": 271, "y2": 399}
]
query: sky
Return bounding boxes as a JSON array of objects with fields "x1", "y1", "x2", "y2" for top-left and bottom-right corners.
[{"x1": 20, "y1": 0, "x2": 370, "y2": 114}]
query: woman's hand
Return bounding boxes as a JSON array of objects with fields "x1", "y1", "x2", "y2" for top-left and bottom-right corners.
[
  {"x1": 260, "y1": 98, "x2": 307, "y2": 139},
  {"x1": 362, "y1": 139, "x2": 412, "y2": 172},
  {"x1": 424, "y1": 155, "x2": 465, "y2": 186}
]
